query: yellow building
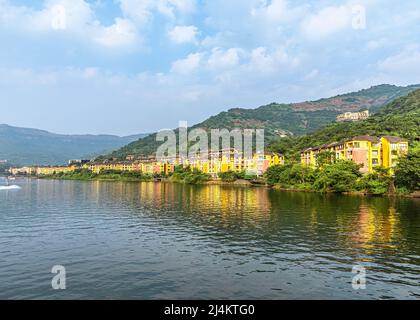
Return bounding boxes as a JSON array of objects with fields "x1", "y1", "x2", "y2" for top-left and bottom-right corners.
[
  {"x1": 300, "y1": 135, "x2": 408, "y2": 174},
  {"x1": 9, "y1": 167, "x2": 36, "y2": 175},
  {"x1": 10, "y1": 150, "x2": 284, "y2": 178},
  {"x1": 301, "y1": 147, "x2": 316, "y2": 167},
  {"x1": 178, "y1": 149, "x2": 284, "y2": 177},
  {"x1": 344, "y1": 136, "x2": 381, "y2": 173},
  {"x1": 380, "y1": 136, "x2": 409, "y2": 173},
  {"x1": 333, "y1": 141, "x2": 346, "y2": 161},
  {"x1": 37, "y1": 165, "x2": 77, "y2": 175}
]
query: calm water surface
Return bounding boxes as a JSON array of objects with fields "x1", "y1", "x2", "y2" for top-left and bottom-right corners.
[{"x1": 0, "y1": 179, "x2": 419, "y2": 299}]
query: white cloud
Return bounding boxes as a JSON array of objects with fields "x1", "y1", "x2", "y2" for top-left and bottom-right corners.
[
  {"x1": 119, "y1": 0, "x2": 196, "y2": 23},
  {"x1": 2, "y1": 0, "x2": 420, "y2": 135},
  {"x1": 82, "y1": 67, "x2": 98, "y2": 79},
  {"x1": 201, "y1": 31, "x2": 235, "y2": 48},
  {"x1": 377, "y1": 46, "x2": 420, "y2": 76},
  {"x1": 0, "y1": 0, "x2": 93, "y2": 33},
  {"x1": 207, "y1": 48, "x2": 241, "y2": 69},
  {"x1": 168, "y1": 0, "x2": 196, "y2": 13},
  {"x1": 301, "y1": 5, "x2": 352, "y2": 39},
  {"x1": 171, "y1": 52, "x2": 203, "y2": 74},
  {"x1": 249, "y1": 47, "x2": 299, "y2": 74},
  {"x1": 0, "y1": 0, "x2": 141, "y2": 50},
  {"x1": 168, "y1": 25, "x2": 198, "y2": 44},
  {"x1": 251, "y1": 0, "x2": 289, "y2": 22},
  {"x1": 118, "y1": 0, "x2": 154, "y2": 25},
  {"x1": 94, "y1": 18, "x2": 139, "y2": 49},
  {"x1": 367, "y1": 39, "x2": 388, "y2": 50},
  {"x1": 304, "y1": 69, "x2": 319, "y2": 80}
]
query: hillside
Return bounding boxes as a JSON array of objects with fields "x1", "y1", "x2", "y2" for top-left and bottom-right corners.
[
  {"x1": 269, "y1": 88, "x2": 420, "y2": 157},
  {"x1": 101, "y1": 84, "x2": 420, "y2": 160},
  {"x1": 0, "y1": 125, "x2": 148, "y2": 166}
]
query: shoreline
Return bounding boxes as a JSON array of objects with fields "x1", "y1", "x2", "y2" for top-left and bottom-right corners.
[{"x1": 10, "y1": 175, "x2": 420, "y2": 198}]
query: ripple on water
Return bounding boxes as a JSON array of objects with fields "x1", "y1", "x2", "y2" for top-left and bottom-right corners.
[{"x1": 0, "y1": 179, "x2": 419, "y2": 299}]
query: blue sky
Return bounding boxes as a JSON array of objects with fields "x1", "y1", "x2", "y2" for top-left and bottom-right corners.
[{"x1": 0, "y1": 0, "x2": 419, "y2": 135}]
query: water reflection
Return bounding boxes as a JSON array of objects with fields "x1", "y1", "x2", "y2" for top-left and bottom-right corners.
[{"x1": 0, "y1": 179, "x2": 419, "y2": 299}]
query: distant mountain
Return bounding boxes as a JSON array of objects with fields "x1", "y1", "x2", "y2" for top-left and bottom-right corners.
[
  {"x1": 100, "y1": 84, "x2": 420, "y2": 160},
  {"x1": 0, "y1": 125, "x2": 148, "y2": 166},
  {"x1": 269, "y1": 88, "x2": 420, "y2": 156}
]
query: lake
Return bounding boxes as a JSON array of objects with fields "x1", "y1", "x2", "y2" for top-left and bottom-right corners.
[{"x1": 0, "y1": 179, "x2": 419, "y2": 299}]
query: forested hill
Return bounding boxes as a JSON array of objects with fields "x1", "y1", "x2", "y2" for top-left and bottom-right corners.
[
  {"x1": 269, "y1": 88, "x2": 420, "y2": 157},
  {"x1": 100, "y1": 84, "x2": 420, "y2": 160}
]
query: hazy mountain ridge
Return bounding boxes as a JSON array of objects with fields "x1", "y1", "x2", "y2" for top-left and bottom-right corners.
[
  {"x1": 0, "y1": 124, "x2": 148, "y2": 166},
  {"x1": 101, "y1": 84, "x2": 420, "y2": 160}
]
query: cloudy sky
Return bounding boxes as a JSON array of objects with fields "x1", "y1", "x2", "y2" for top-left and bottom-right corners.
[{"x1": 0, "y1": 0, "x2": 419, "y2": 135}]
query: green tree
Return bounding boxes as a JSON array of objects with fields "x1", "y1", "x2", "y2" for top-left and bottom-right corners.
[
  {"x1": 313, "y1": 161, "x2": 362, "y2": 193},
  {"x1": 219, "y1": 171, "x2": 251, "y2": 182},
  {"x1": 265, "y1": 165, "x2": 284, "y2": 185},
  {"x1": 395, "y1": 150, "x2": 420, "y2": 191},
  {"x1": 316, "y1": 151, "x2": 336, "y2": 168},
  {"x1": 265, "y1": 164, "x2": 316, "y2": 189},
  {"x1": 358, "y1": 166, "x2": 392, "y2": 195}
]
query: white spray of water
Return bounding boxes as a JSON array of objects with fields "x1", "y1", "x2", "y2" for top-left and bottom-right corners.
[{"x1": 0, "y1": 185, "x2": 21, "y2": 191}]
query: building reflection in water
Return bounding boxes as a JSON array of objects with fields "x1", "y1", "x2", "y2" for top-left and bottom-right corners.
[
  {"x1": 348, "y1": 200, "x2": 400, "y2": 253},
  {"x1": 23, "y1": 180, "x2": 417, "y2": 261}
]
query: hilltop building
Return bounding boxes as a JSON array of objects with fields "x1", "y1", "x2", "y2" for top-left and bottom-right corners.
[{"x1": 336, "y1": 110, "x2": 369, "y2": 122}]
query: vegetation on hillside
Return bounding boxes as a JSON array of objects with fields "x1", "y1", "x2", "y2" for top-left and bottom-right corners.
[
  {"x1": 265, "y1": 89, "x2": 420, "y2": 194},
  {"x1": 99, "y1": 84, "x2": 420, "y2": 160},
  {"x1": 269, "y1": 88, "x2": 420, "y2": 160},
  {"x1": 31, "y1": 87, "x2": 420, "y2": 195}
]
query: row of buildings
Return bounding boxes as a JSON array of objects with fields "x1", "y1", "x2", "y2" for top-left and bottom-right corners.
[
  {"x1": 9, "y1": 150, "x2": 285, "y2": 177},
  {"x1": 300, "y1": 135, "x2": 409, "y2": 173},
  {"x1": 9, "y1": 135, "x2": 409, "y2": 177}
]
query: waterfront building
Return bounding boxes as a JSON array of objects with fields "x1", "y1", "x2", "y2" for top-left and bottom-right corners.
[
  {"x1": 9, "y1": 150, "x2": 284, "y2": 178},
  {"x1": 380, "y1": 136, "x2": 409, "y2": 173},
  {"x1": 344, "y1": 136, "x2": 381, "y2": 173},
  {"x1": 9, "y1": 167, "x2": 36, "y2": 175},
  {"x1": 301, "y1": 135, "x2": 408, "y2": 173}
]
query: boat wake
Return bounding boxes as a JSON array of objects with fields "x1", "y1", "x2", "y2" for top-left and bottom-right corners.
[{"x1": 0, "y1": 185, "x2": 21, "y2": 191}]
